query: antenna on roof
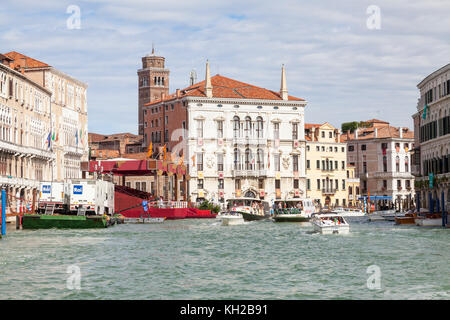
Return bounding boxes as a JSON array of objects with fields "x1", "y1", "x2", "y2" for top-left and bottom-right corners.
[
  {"x1": 189, "y1": 69, "x2": 197, "y2": 86},
  {"x1": 151, "y1": 42, "x2": 155, "y2": 55}
]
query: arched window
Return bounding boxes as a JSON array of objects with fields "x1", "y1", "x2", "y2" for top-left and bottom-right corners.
[
  {"x1": 257, "y1": 149, "x2": 264, "y2": 170},
  {"x1": 233, "y1": 116, "x2": 240, "y2": 138},
  {"x1": 245, "y1": 116, "x2": 251, "y2": 138},
  {"x1": 396, "y1": 156, "x2": 400, "y2": 172},
  {"x1": 234, "y1": 148, "x2": 241, "y2": 170},
  {"x1": 245, "y1": 148, "x2": 252, "y2": 170},
  {"x1": 256, "y1": 116, "x2": 263, "y2": 138}
]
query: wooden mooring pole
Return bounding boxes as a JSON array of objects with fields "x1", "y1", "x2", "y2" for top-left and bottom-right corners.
[{"x1": 1, "y1": 189, "x2": 6, "y2": 237}]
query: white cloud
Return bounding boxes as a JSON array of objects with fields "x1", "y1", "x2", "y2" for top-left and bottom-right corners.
[{"x1": 1, "y1": 0, "x2": 449, "y2": 134}]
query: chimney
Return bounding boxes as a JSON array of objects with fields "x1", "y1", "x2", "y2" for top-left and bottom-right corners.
[
  {"x1": 205, "y1": 60, "x2": 212, "y2": 98},
  {"x1": 280, "y1": 64, "x2": 288, "y2": 100},
  {"x1": 399, "y1": 127, "x2": 403, "y2": 139},
  {"x1": 337, "y1": 129, "x2": 341, "y2": 142},
  {"x1": 355, "y1": 128, "x2": 358, "y2": 139},
  {"x1": 161, "y1": 92, "x2": 165, "y2": 100},
  {"x1": 374, "y1": 127, "x2": 378, "y2": 138},
  {"x1": 311, "y1": 127, "x2": 315, "y2": 141},
  {"x1": 176, "y1": 89, "x2": 180, "y2": 98}
]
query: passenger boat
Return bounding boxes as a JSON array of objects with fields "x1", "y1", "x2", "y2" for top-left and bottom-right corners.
[
  {"x1": 224, "y1": 197, "x2": 271, "y2": 221},
  {"x1": 272, "y1": 198, "x2": 316, "y2": 222},
  {"x1": 331, "y1": 207, "x2": 366, "y2": 217},
  {"x1": 311, "y1": 213, "x2": 350, "y2": 234}
]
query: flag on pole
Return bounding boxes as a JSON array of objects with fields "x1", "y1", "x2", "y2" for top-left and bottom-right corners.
[
  {"x1": 147, "y1": 142, "x2": 153, "y2": 158},
  {"x1": 163, "y1": 145, "x2": 167, "y2": 160},
  {"x1": 75, "y1": 130, "x2": 79, "y2": 145},
  {"x1": 47, "y1": 132, "x2": 52, "y2": 149},
  {"x1": 52, "y1": 131, "x2": 55, "y2": 141},
  {"x1": 191, "y1": 154, "x2": 196, "y2": 168},
  {"x1": 267, "y1": 150, "x2": 270, "y2": 169},
  {"x1": 422, "y1": 103, "x2": 428, "y2": 120},
  {"x1": 55, "y1": 132, "x2": 59, "y2": 142}
]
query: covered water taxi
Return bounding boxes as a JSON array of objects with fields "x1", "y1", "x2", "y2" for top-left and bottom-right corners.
[{"x1": 272, "y1": 198, "x2": 316, "y2": 222}]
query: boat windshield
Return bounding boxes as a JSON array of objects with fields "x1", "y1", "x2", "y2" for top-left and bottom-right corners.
[{"x1": 274, "y1": 200, "x2": 304, "y2": 214}]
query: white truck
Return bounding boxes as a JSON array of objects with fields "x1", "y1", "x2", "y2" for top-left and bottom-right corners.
[
  {"x1": 68, "y1": 179, "x2": 115, "y2": 215},
  {"x1": 38, "y1": 182, "x2": 69, "y2": 214}
]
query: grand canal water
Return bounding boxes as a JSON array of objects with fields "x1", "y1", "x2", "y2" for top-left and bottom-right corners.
[{"x1": 0, "y1": 218, "x2": 449, "y2": 300}]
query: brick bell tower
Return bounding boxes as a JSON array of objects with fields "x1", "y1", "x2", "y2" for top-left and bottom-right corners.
[{"x1": 137, "y1": 48, "x2": 170, "y2": 136}]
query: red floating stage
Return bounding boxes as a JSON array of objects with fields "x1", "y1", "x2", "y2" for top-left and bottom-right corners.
[{"x1": 83, "y1": 160, "x2": 217, "y2": 220}]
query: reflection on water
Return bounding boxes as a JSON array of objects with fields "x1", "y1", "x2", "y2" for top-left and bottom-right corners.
[{"x1": 0, "y1": 219, "x2": 449, "y2": 300}]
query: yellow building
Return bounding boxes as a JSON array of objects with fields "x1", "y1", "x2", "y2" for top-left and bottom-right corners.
[
  {"x1": 346, "y1": 165, "x2": 361, "y2": 207},
  {"x1": 305, "y1": 123, "x2": 348, "y2": 208}
]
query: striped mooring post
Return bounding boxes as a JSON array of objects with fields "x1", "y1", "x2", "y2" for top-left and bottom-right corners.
[{"x1": 1, "y1": 189, "x2": 5, "y2": 237}]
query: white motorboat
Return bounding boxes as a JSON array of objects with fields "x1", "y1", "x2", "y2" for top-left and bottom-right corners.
[
  {"x1": 224, "y1": 197, "x2": 271, "y2": 221},
  {"x1": 311, "y1": 214, "x2": 350, "y2": 234},
  {"x1": 272, "y1": 198, "x2": 316, "y2": 222},
  {"x1": 220, "y1": 212, "x2": 245, "y2": 226},
  {"x1": 331, "y1": 207, "x2": 366, "y2": 217}
]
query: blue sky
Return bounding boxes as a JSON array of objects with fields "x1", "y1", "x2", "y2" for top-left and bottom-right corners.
[{"x1": 1, "y1": 0, "x2": 449, "y2": 135}]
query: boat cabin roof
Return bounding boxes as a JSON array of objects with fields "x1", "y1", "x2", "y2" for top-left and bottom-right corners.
[
  {"x1": 274, "y1": 198, "x2": 311, "y2": 202},
  {"x1": 227, "y1": 197, "x2": 268, "y2": 202}
]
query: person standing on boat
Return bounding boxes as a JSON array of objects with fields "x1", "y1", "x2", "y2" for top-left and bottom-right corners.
[{"x1": 158, "y1": 196, "x2": 164, "y2": 208}]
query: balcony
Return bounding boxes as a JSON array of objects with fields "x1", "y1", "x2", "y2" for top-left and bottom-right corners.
[
  {"x1": 0, "y1": 175, "x2": 40, "y2": 188},
  {"x1": 232, "y1": 169, "x2": 267, "y2": 177},
  {"x1": 322, "y1": 188, "x2": 336, "y2": 194},
  {"x1": 373, "y1": 171, "x2": 414, "y2": 179},
  {"x1": 0, "y1": 139, "x2": 54, "y2": 160},
  {"x1": 63, "y1": 145, "x2": 85, "y2": 156},
  {"x1": 232, "y1": 136, "x2": 267, "y2": 146}
]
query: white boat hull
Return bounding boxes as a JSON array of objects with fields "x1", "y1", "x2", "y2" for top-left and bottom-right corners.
[
  {"x1": 221, "y1": 215, "x2": 245, "y2": 226},
  {"x1": 415, "y1": 218, "x2": 442, "y2": 227},
  {"x1": 312, "y1": 222, "x2": 350, "y2": 234}
]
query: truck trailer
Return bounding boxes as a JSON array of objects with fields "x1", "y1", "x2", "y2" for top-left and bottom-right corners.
[
  {"x1": 37, "y1": 181, "x2": 69, "y2": 214},
  {"x1": 68, "y1": 179, "x2": 114, "y2": 215}
]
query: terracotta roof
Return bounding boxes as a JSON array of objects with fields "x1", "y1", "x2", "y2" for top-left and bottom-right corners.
[
  {"x1": 341, "y1": 125, "x2": 414, "y2": 141},
  {"x1": 88, "y1": 133, "x2": 108, "y2": 143},
  {"x1": 144, "y1": 74, "x2": 304, "y2": 106},
  {"x1": 304, "y1": 123, "x2": 323, "y2": 129},
  {"x1": 4, "y1": 51, "x2": 50, "y2": 69}
]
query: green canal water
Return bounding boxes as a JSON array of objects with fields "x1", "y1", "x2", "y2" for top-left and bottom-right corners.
[{"x1": 0, "y1": 218, "x2": 449, "y2": 300}]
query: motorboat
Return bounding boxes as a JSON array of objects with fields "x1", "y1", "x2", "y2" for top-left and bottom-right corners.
[
  {"x1": 311, "y1": 213, "x2": 350, "y2": 234},
  {"x1": 331, "y1": 207, "x2": 366, "y2": 217},
  {"x1": 225, "y1": 197, "x2": 271, "y2": 221},
  {"x1": 272, "y1": 198, "x2": 316, "y2": 222},
  {"x1": 220, "y1": 212, "x2": 245, "y2": 226},
  {"x1": 415, "y1": 213, "x2": 444, "y2": 227}
]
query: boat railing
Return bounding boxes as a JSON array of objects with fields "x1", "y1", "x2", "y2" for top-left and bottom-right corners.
[
  {"x1": 275, "y1": 208, "x2": 303, "y2": 215},
  {"x1": 149, "y1": 201, "x2": 188, "y2": 208}
]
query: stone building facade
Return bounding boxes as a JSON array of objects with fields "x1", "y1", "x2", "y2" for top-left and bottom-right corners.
[
  {"x1": 342, "y1": 119, "x2": 415, "y2": 211},
  {"x1": 143, "y1": 60, "x2": 307, "y2": 204},
  {"x1": 4, "y1": 51, "x2": 88, "y2": 182},
  {"x1": 0, "y1": 54, "x2": 54, "y2": 214},
  {"x1": 412, "y1": 63, "x2": 450, "y2": 212},
  {"x1": 305, "y1": 122, "x2": 349, "y2": 208}
]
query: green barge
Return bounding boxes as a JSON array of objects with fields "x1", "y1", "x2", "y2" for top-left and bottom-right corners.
[{"x1": 21, "y1": 214, "x2": 111, "y2": 229}]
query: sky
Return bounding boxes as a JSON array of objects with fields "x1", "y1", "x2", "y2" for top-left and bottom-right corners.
[{"x1": 1, "y1": 0, "x2": 449, "y2": 135}]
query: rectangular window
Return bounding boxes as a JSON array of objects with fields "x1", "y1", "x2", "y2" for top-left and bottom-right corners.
[
  {"x1": 218, "y1": 179, "x2": 224, "y2": 189},
  {"x1": 274, "y1": 154, "x2": 280, "y2": 171},
  {"x1": 307, "y1": 179, "x2": 310, "y2": 190},
  {"x1": 293, "y1": 155, "x2": 299, "y2": 172},
  {"x1": 197, "y1": 153, "x2": 203, "y2": 171},
  {"x1": 294, "y1": 179, "x2": 299, "y2": 189},
  {"x1": 198, "y1": 179, "x2": 204, "y2": 189},
  {"x1": 307, "y1": 160, "x2": 310, "y2": 169},
  {"x1": 361, "y1": 144, "x2": 366, "y2": 151},
  {"x1": 235, "y1": 179, "x2": 241, "y2": 190},
  {"x1": 292, "y1": 123, "x2": 298, "y2": 140},
  {"x1": 141, "y1": 182, "x2": 147, "y2": 192},
  {"x1": 316, "y1": 160, "x2": 320, "y2": 169},
  {"x1": 342, "y1": 179, "x2": 345, "y2": 190},
  {"x1": 258, "y1": 179, "x2": 264, "y2": 189},
  {"x1": 341, "y1": 161, "x2": 345, "y2": 170},
  {"x1": 135, "y1": 182, "x2": 141, "y2": 190},
  {"x1": 196, "y1": 120, "x2": 203, "y2": 138},
  {"x1": 217, "y1": 120, "x2": 223, "y2": 138},
  {"x1": 217, "y1": 153, "x2": 224, "y2": 171},
  {"x1": 317, "y1": 179, "x2": 320, "y2": 190},
  {"x1": 275, "y1": 179, "x2": 281, "y2": 189},
  {"x1": 348, "y1": 145, "x2": 354, "y2": 152},
  {"x1": 274, "y1": 123, "x2": 280, "y2": 140}
]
